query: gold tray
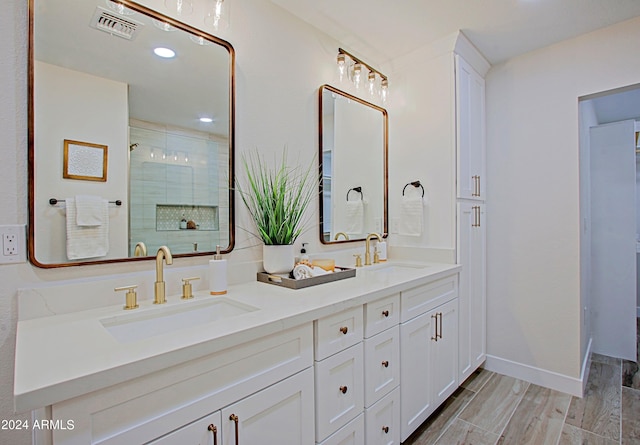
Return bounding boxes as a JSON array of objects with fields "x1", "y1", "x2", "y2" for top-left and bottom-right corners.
[{"x1": 256, "y1": 266, "x2": 356, "y2": 289}]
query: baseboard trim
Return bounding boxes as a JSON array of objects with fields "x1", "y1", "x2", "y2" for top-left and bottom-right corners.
[
  {"x1": 581, "y1": 338, "x2": 592, "y2": 397},
  {"x1": 484, "y1": 354, "x2": 584, "y2": 397}
]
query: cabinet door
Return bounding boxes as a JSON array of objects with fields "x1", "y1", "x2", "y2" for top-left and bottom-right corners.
[
  {"x1": 315, "y1": 343, "x2": 364, "y2": 442},
  {"x1": 148, "y1": 412, "x2": 221, "y2": 445},
  {"x1": 318, "y1": 414, "x2": 365, "y2": 445},
  {"x1": 431, "y1": 298, "x2": 459, "y2": 408},
  {"x1": 456, "y1": 54, "x2": 486, "y2": 201},
  {"x1": 399, "y1": 311, "x2": 434, "y2": 442},
  {"x1": 364, "y1": 326, "x2": 399, "y2": 408},
  {"x1": 365, "y1": 387, "x2": 400, "y2": 445},
  {"x1": 221, "y1": 367, "x2": 314, "y2": 445},
  {"x1": 457, "y1": 202, "x2": 486, "y2": 383}
]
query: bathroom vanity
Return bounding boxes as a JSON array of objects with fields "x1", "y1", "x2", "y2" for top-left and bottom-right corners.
[{"x1": 14, "y1": 261, "x2": 476, "y2": 445}]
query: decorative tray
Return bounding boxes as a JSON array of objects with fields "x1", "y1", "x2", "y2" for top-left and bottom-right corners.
[{"x1": 256, "y1": 266, "x2": 356, "y2": 289}]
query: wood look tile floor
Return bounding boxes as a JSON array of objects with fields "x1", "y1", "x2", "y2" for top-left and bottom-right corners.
[{"x1": 403, "y1": 318, "x2": 640, "y2": 445}]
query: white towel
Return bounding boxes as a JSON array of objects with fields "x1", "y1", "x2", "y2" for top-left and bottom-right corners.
[
  {"x1": 399, "y1": 195, "x2": 424, "y2": 236},
  {"x1": 75, "y1": 195, "x2": 105, "y2": 226},
  {"x1": 66, "y1": 198, "x2": 109, "y2": 260},
  {"x1": 345, "y1": 200, "x2": 364, "y2": 235},
  {"x1": 292, "y1": 263, "x2": 331, "y2": 280}
]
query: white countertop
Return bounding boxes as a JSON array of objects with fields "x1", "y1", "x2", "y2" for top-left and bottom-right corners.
[{"x1": 14, "y1": 261, "x2": 460, "y2": 413}]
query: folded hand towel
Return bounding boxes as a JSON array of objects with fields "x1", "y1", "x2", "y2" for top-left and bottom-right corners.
[
  {"x1": 345, "y1": 200, "x2": 364, "y2": 235},
  {"x1": 399, "y1": 195, "x2": 424, "y2": 236},
  {"x1": 66, "y1": 198, "x2": 109, "y2": 260},
  {"x1": 75, "y1": 195, "x2": 106, "y2": 226},
  {"x1": 292, "y1": 263, "x2": 332, "y2": 280}
]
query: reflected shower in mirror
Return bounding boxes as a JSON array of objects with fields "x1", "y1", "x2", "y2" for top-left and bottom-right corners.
[
  {"x1": 319, "y1": 85, "x2": 388, "y2": 244},
  {"x1": 29, "y1": 0, "x2": 235, "y2": 267}
]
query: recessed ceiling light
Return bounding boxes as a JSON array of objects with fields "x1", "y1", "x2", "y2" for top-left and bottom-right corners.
[
  {"x1": 153, "y1": 47, "x2": 175, "y2": 58},
  {"x1": 199, "y1": 117, "x2": 214, "y2": 123}
]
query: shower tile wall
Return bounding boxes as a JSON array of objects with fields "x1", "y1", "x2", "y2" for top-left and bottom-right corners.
[{"x1": 130, "y1": 125, "x2": 228, "y2": 255}]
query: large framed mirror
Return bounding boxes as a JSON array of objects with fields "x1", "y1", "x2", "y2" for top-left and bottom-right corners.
[
  {"x1": 319, "y1": 84, "x2": 388, "y2": 244},
  {"x1": 28, "y1": 0, "x2": 235, "y2": 267}
]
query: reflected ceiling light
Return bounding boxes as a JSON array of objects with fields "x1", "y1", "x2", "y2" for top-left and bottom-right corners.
[
  {"x1": 336, "y1": 48, "x2": 389, "y2": 103},
  {"x1": 199, "y1": 117, "x2": 214, "y2": 123},
  {"x1": 106, "y1": 0, "x2": 135, "y2": 15},
  {"x1": 189, "y1": 34, "x2": 214, "y2": 45},
  {"x1": 153, "y1": 47, "x2": 176, "y2": 58},
  {"x1": 152, "y1": 19, "x2": 177, "y2": 32},
  {"x1": 205, "y1": 0, "x2": 230, "y2": 31},
  {"x1": 164, "y1": 0, "x2": 193, "y2": 16}
]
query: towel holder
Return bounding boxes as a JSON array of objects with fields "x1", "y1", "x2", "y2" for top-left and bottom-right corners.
[
  {"x1": 49, "y1": 198, "x2": 122, "y2": 206},
  {"x1": 346, "y1": 186, "x2": 363, "y2": 201},
  {"x1": 402, "y1": 181, "x2": 424, "y2": 197}
]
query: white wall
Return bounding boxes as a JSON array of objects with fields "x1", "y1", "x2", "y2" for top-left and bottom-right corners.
[{"x1": 486, "y1": 16, "x2": 640, "y2": 390}]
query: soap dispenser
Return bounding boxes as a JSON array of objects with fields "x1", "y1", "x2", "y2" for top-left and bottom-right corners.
[
  {"x1": 300, "y1": 243, "x2": 309, "y2": 262},
  {"x1": 209, "y1": 246, "x2": 227, "y2": 295}
]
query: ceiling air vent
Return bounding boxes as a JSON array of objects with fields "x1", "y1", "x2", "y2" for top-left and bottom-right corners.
[{"x1": 90, "y1": 6, "x2": 144, "y2": 40}]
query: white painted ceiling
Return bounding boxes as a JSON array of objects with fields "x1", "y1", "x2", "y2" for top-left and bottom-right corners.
[{"x1": 270, "y1": 0, "x2": 640, "y2": 66}]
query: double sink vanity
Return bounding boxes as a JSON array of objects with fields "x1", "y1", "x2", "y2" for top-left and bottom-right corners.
[{"x1": 15, "y1": 260, "x2": 467, "y2": 444}]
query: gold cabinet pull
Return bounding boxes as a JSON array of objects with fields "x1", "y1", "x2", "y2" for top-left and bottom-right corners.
[
  {"x1": 340, "y1": 326, "x2": 348, "y2": 335},
  {"x1": 382, "y1": 426, "x2": 389, "y2": 434},
  {"x1": 339, "y1": 385, "x2": 348, "y2": 394},
  {"x1": 229, "y1": 414, "x2": 239, "y2": 445},
  {"x1": 477, "y1": 175, "x2": 481, "y2": 196},
  {"x1": 381, "y1": 310, "x2": 389, "y2": 317},
  {"x1": 431, "y1": 313, "x2": 438, "y2": 341},
  {"x1": 438, "y1": 312, "x2": 443, "y2": 339},
  {"x1": 381, "y1": 360, "x2": 389, "y2": 368},
  {"x1": 211, "y1": 425, "x2": 218, "y2": 445}
]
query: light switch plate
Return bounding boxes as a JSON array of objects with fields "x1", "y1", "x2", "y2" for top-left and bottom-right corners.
[{"x1": 0, "y1": 224, "x2": 27, "y2": 264}]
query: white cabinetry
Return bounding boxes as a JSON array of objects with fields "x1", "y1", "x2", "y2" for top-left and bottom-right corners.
[
  {"x1": 148, "y1": 412, "x2": 221, "y2": 445},
  {"x1": 399, "y1": 276, "x2": 459, "y2": 441}
]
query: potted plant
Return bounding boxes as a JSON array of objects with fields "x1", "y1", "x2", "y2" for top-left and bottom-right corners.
[{"x1": 236, "y1": 149, "x2": 318, "y2": 274}]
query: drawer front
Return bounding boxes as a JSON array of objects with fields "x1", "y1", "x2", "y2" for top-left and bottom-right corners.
[
  {"x1": 364, "y1": 293, "x2": 400, "y2": 338},
  {"x1": 315, "y1": 306, "x2": 363, "y2": 360},
  {"x1": 148, "y1": 411, "x2": 221, "y2": 445},
  {"x1": 365, "y1": 387, "x2": 400, "y2": 445},
  {"x1": 318, "y1": 413, "x2": 365, "y2": 445},
  {"x1": 400, "y1": 275, "x2": 458, "y2": 322},
  {"x1": 363, "y1": 326, "x2": 399, "y2": 408},
  {"x1": 314, "y1": 343, "x2": 364, "y2": 442}
]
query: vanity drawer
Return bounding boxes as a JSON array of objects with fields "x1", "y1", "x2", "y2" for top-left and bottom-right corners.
[
  {"x1": 318, "y1": 413, "x2": 365, "y2": 445},
  {"x1": 364, "y1": 326, "x2": 399, "y2": 408},
  {"x1": 400, "y1": 275, "x2": 458, "y2": 322},
  {"x1": 365, "y1": 387, "x2": 400, "y2": 445},
  {"x1": 314, "y1": 343, "x2": 364, "y2": 442},
  {"x1": 364, "y1": 293, "x2": 400, "y2": 338},
  {"x1": 315, "y1": 306, "x2": 363, "y2": 360}
]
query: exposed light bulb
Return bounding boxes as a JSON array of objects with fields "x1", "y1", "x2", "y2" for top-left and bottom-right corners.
[
  {"x1": 368, "y1": 71, "x2": 376, "y2": 96},
  {"x1": 164, "y1": 0, "x2": 193, "y2": 16},
  {"x1": 337, "y1": 53, "x2": 346, "y2": 81},
  {"x1": 205, "y1": 0, "x2": 229, "y2": 30},
  {"x1": 353, "y1": 62, "x2": 362, "y2": 89},
  {"x1": 380, "y1": 78, "x2": 389, "y2": 103}
]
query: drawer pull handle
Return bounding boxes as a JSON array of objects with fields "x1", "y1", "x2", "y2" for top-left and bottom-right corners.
[
  {"x1": 229, "y1": 414, "x2": 239, "y2": 445},
  {"x1": 339, "y1": 385, "x2": 348, "y2": 394},
  {"x1": 382, "y1": 310, "x2": 389, "y2": 317},
  {"x1": 382, "y1": 426, "x2": 389, "y2": 434},
  {"x1": 381, "y1": 360, "x2": 389, "y2": 368},
  {"x1": 431, "y1": 313, "x2": 438, "y2": 341},
  {"x1": 208, "y1": 424, "x2": 218, "y2": 445},
  {"x1": 339, "y1": 326, "x2": 348, "y2": 335}
]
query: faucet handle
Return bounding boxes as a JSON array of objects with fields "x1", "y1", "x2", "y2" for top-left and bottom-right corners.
[
  {"x1": 114, "y1": 285, "x2": 139, "y2": 310},
  {"x1": 181, "y1": 276, "x2": 200, "y2": 300},
  {"x1": 373, "y1": 247, "x2": 380, "y2": 264},
  {"x1": 353, "y1": 254, "x2": 363, "y2": 268}
]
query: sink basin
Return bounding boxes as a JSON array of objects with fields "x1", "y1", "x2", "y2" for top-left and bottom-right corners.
[
  {"x1": 360, "y1": 262, "x2": 430, "y2": 275},
  {"x1": 100, "y1": 297, "x2": 259, "y2": 343}
]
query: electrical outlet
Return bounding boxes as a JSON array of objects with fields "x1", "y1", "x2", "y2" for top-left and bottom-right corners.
[{"x1": 0, "y1": 225, "x2": 26, "y2": 264}]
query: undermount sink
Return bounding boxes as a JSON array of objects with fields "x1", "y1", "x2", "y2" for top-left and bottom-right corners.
[
  {"x1": 100, "y1": 297, "x2": 259, "y2": 344},
  {"x1": 361, "y1": 262, "x2": 430, "y2": 275}
]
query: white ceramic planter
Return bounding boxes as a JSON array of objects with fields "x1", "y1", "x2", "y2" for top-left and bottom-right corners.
[{"x1": 262, "y1": 244, "x2": 295, "y2": 274}]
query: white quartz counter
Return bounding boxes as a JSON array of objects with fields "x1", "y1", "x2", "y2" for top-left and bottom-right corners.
[{"x1": 14, "y1": 261, "x2": 460, "y2": 413}]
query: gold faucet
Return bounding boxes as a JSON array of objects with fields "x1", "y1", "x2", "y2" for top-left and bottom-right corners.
[
  {"x1": 154, "y1": 246, "x2": 173, "y2": 304},
  {"x1": 133, "y1": 241, "x2": 147, "y2": 257},
  {"x1": 334, "y1": 232, "x2": 349, "y2": 241},
  {"x1": 365, "y1": 233, "x2": 383, "y2": 266}
]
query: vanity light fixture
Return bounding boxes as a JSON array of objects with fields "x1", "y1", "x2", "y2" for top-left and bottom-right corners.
[
  {"x1": 153, "y1": 47, "x2": 176, "y2": 58},
  {"x1": 336, "y1": 48, "x2": 389, "y2": 103},
  {"x1": 164, "y1": 0, "x2": 193, "y2": 16},
  {"x1": 205, "y1": 0, "x2": 230, "y2": 31}
]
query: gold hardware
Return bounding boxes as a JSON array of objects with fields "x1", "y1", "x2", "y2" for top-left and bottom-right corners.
[
  {"x1": 181, "y1": 276, "x2": 200, "y2": 299},
  {"x1": 381, "y1": 360, "x2": 389, "y2": 368},
  {"x1": 477, "y1": 175, "x2": 481, "y2": 196},
  {"x1": 154, "y1": 246, "x2": 173, "y2": 304},
  {"x1": 365, "y1": 232, "x2": 383, "y2": 266},
  {"x1": 438, "y1": 312, "x2": 443, "y2": 339},
  {"x1": 373, "y1": 247, "x2": 380, "y2": 264},
  {"x1": 472, "y1": 175, "x2": 481, "y2": 197},
  {"x1": 133, "y1": 242, "x2": 147, "y2": 257},
  {"x1": 382, "y1": 426, "x2": 389, "y2": 434},
  {"x1": 339, "y1": 385, "x2": 348, "y2": 394},
  {"x1": 114, "y1": 285, "x2": 138, "y2": 310},
  {"x1": 382, "y1": 310, "x2": 389, "y2": 317},
  {"x1": 334, "y1": 231, "x2": 349, "y2": 241},
  {"x1": 208, "y1": 424, "x2": 218, "y2": 445},
  {"x1": 340, "y1": 326, "x2": 348, "y2": 335},
  {"x1": 353, "y1": 254, "x2": 363, "y2": 268},
  {"x1": 431, "y1": 313, "x2": 438, "y2": 341},
  {"x1": 229, "y1": 414, "x2": 239, "y2": 445},
  {"x1": 472, "y1": 206, "x2": 481, "y2": 227}
]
